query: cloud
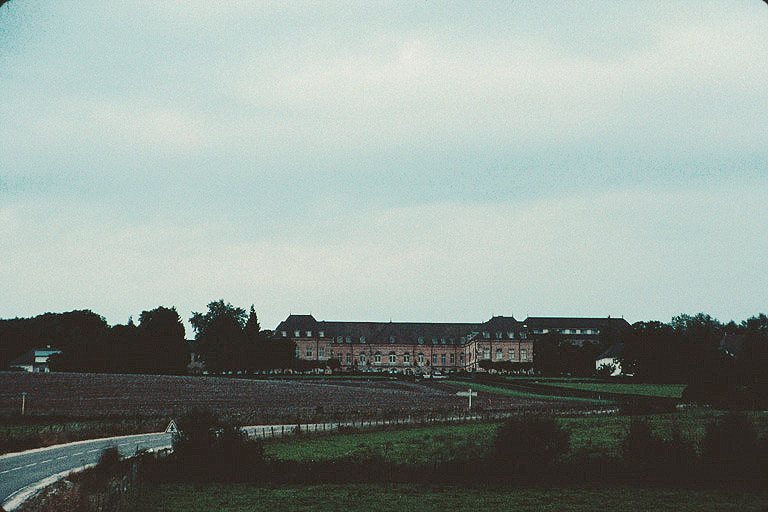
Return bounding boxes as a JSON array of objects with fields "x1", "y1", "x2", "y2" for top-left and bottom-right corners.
[
  {"x1": 1, "y1": 1, "x2": 767, "y2": 328},
  {"x1": 2, "y1": 178, "x2": 766, "y2": 329}
]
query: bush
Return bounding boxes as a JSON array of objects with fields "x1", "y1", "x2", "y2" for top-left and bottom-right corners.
[
  {"x1": 621, "y1": 419, "x2": 697, "y2": 483},
  {"x1": 700, "y1": 412, "x2": 760, "y2": 482},
  {"x1": 492, "y1": 415, "x2": 570, "y2": 479},
  {"x1": 96, "y1": 446, "x2": 121, "y2": 469},
  {"x1": 171, "y1": 408, "x2": 265, "y2": 482}
]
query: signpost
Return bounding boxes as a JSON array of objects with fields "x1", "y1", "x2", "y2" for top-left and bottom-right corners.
[
  {"x1": 456, "y1": 388, "x2": 477, "y2": 411},
  {"x1": 21, "y1": 392, "x2": 27, "y2": 415},
  {"x1": 165, "y1": 420, "x2": 179, "y2": 434}
]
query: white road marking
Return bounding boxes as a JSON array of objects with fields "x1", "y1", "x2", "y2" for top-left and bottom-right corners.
[
  {"x1": 40, "y1": 459, "x2": 52, "y2": 463},
  {"x1": 55, "y1": 456, "x2": 67, "y2": 460},
  {"x1": 24, "y1": 463, "x2": 36, "y2": 468}
]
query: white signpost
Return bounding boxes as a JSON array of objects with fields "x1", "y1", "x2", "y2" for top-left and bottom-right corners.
[
  {"x1": 165, "y1": 420, "x2": 179, "y2": 434},
  {"x1": 456, "y1": 388, "x2": 477, "y2": 411}
]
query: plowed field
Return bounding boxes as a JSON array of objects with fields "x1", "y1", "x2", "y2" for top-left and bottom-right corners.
[{"x1": 0, "y1": 372, "x2": 589, "y2": 420}]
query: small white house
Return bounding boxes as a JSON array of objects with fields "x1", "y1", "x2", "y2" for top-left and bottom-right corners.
[
  {"x1": 595, "y1": 343, "x2": 625, "y2": 377},
  {"x1": 9, "y1": 348, "x2": 62, "y2": 372}
]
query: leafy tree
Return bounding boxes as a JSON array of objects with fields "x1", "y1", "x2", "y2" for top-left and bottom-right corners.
[
  {"x1": 631, "y1": 320, "x2": 673, "y2": 337},
  {"x1": 138, "y1": 306, "x2": 188, "y2": 374},
  {"x1": 742, "y1": 313, "x2": 768, "y2": 335},
  {"x1": 190, "y1": 300, "x2": 247, "y2": 372}
]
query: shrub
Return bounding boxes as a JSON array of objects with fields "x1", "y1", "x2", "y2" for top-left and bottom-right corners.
[
  {"x1": 621, "y1": 419, "x2": 698, "y2": 483},
  {"x1": 171, "y1": 408, "x2": 265, "y2": 482},
  {"x1": 700, "y1": 412, "x2": 760, "y2": 482},
  {"x1": 492, "y1": 415, "x2": 570, "y2": 479}
]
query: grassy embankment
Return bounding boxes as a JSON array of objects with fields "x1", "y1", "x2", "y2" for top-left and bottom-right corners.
[
  {"x1": 525, "y1": 380, "x2": 687, "y2": 399},
  {"x1": 122, "y1": 483, "x2": 768, "y2": 512},
  {"x1": 263, "y1": 409, "x2": 768, "y2": 463},
  {"x1": 118, "y1": 389, "x2": 768, "y2": 512},
  {"x1": 441, "y1": 380, "x2": 611, "y2": 404},
  {"x1": 0, "y1": 417, "x2": 167, "y2": 454}
]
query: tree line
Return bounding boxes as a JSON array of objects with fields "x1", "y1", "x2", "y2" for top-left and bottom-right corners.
[
  {"x1": 0, "y1": 300, "x2": 294, "y2": 375},
  {"x1": 1, "y1": 307, "x2": 766, "y2": 389}
]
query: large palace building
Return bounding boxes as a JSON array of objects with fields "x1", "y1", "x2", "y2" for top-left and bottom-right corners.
[{"x1": 275, "y1": 314, "x2": 630, "y2": 373}]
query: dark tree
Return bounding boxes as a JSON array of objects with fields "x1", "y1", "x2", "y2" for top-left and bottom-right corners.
[
  {"x1": 138, "y1": 306, "x2": 188, "y2": 374},
  {"x1": 190, "y1": 300, "x2": 247, "y2": 372}
]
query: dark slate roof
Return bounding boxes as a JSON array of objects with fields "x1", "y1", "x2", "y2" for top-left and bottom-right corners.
[
  {"x1": 320, "y1": 321, "x2": 481, "y2": 345},
  {"x1": 9, "y1": 348, "x2": 62, "y2": 367},
  {"x1": 719, "y1": 334, "x2": 746, "y2": 358},
  {"x1": 275, "y1": 314, "x2": 319, "y2": 332},
  {"x1": 597, "y1": 343, "x2": 625, "y2": 360},
  {"x1": 482, "y1": 316, "x2": 523, "y2": 332},
  {"x1": 523, "y1": 317, "x2": 631, "y2": 331},
  {"x1": 275, "y1": 315, "x2": 482, "y2": 345}
]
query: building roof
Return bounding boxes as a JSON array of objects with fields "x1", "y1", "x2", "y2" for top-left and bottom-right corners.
[
  {"x1": 9, "y1": 348, "x2": 62, "y2": 367},
  {"x1": 719, "y1": 334, "x2": 746, "y2": 358},
  {"x1": 523, "y1": 316, "x2": 631, "y2": 331},
  {"x1": 597, "y1": 343, "x2": 625, "y2": 360},
  {"x1": 275, "y1": 314, "x2": 627, "y2": 345}
]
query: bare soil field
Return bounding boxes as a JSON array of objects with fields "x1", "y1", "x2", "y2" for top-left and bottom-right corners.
[{"x1": 0, "y1": 372, "x2": 590, "y2": 420}]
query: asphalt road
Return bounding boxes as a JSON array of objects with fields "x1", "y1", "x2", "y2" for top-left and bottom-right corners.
[
  {"x1": 0, "y1": 432, "x2": 173, "y2": 509},
  {"x1": 1, "y1": 414, "x2": 520, "y2": 509}
]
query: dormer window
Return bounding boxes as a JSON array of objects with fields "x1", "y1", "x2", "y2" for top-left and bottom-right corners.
[
  {"x1": 507, "y1": 332, "x2": 515, "y2": 339},
  {"x1": 496, "y1": 332, "x2": 502, "y2": 339},
  {"x1": 337, "y1": 336, "x2": 343, "y2": 343},
  {"x1": 294, "y1": 330, "x2": 300, "y2": 337},
  {"x1": 319, "y1": 331, "x2": 325, "y2": 337},
  {"x1": 281, "y1": 331, "x2": 287, "y2": 337},
  {"x1": 418, "y1": 337, "x2": 424, "y2": 344},
  {"x1": 431, "y1": 338, "x2": 437, "y2": 344},
  {"x1": 483, "y1": 332, "x2": 490, "y2": 339},
  {"x1": 346, "y1": 336, "x2": 351, "y2": 343},
  {"x1": 361, "y1": 336, "x2": 366, "y2": 344},
  {"x1": 389, "y1": 336, "x2": 395, "y2": 343},
  {"x1": 306, "y1": 331, "x2": 312, "y2": 337},
  {"x1": 440, "y1": 338, "x2": 446, "y2": 344}
]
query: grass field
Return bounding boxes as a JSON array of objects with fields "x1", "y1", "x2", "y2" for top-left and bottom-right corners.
[
  {"x1": 264, "y1": 410, "x2": 768, "y2": 463},
  {"x1": 265, "y1": 422, "x2": 499, "y2": 464},
  {"x1": 0, "y1": 417, "x2": 167, "y2": 455},
  {"x1": 441, "y1": 380, "x2": 610, "y2": 404},
  {"x1": 533, "y1": 381, "x2": 686, "y2": 399},
  {"x1": 123, "y1": 483, "x2": 768, "y2": 512}
]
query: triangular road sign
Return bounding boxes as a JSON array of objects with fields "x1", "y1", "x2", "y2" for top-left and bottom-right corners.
[{"x1": 165, "y1": 420, "x2": 179, "y2": 434}]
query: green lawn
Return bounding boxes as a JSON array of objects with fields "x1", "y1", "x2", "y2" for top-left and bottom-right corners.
[
  {"x1": 123, "y1": 483, "x2": 768, "y2": 512},
  {"x1": 441, "y1": 380, "x2": 610, "y2": 404},
  {"x1": 534, "y1": 381, "x2": 686, "y2": 399},
  {"x1": 264, "y1": 422, "x2": 499, "y2": 464},
  {"x1": 264, "y1": 410, "x2": 768, "y2": 464},
  {"x1": 0, "y1": 418, "x2": 166, "y2": 454}
]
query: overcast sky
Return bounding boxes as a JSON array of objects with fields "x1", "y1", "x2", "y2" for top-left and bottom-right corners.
[{"x1": 1, "y1": 1, "x2": 767, "y2": 333}]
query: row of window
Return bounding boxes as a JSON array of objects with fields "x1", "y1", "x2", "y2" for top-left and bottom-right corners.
[
  {"x1": 481, "y1": 331, "x2": 526, "y2": 339},
  {"x1": 295, "y1": 349, "x2": 468, "y2": 366},
  {"x1": 469, "y1": 348, "x2": 529, "y2": 362},
  {"x1": 284, "y1": 328, "x2": 596, "y2": 339},
  {"x1": 531, "y1": 328, "x2": 596, "y2": 335}
]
